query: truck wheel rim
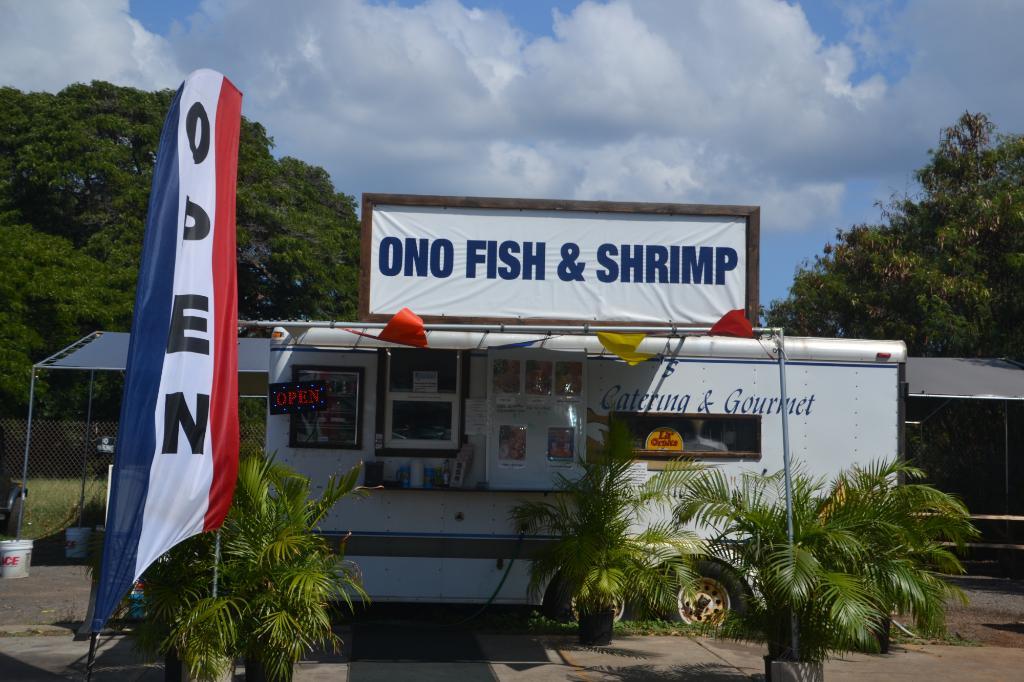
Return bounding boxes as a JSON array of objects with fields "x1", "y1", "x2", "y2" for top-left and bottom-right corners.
[{"x1": 679, "y1": 577, "x2": 730, "y2": 623}]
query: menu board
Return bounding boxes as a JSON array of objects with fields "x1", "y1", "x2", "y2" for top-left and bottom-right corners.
[{"x1": 487, "y1": 350, "x2": 586, "y2": 487}]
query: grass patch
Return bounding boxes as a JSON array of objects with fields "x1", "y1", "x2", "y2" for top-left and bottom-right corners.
[{"x1": 16, "y1": 477, "x2": 107, "y2": 539}]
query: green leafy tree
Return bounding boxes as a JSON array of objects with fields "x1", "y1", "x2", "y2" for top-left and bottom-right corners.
[
  {"x1": 767, "y1": 112, "x2": 1024, "y2": 517},
  {"x1": 768, "y1": 112, "x2": 1024, "y2": 358},
  {"x1": 0, "y1": 81, "x2": 360, "y2": 417},
  {"x1": 0, "y1": 222, "x2": 130, "y2": 416}
]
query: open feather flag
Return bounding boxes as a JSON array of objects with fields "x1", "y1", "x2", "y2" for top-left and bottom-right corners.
[{"x1": 92, "y1": 70, "x2": 242, "y2": 633}]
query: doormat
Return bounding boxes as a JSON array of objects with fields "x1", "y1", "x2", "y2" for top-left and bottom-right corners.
[
  {"x1": 350, "y1": 623, "x2": 486, "y2": 662},
  {"x1": 348, "y1": 662, "x2": 498, "y2": 682}
]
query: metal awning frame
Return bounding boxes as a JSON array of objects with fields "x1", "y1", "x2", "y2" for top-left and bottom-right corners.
[{"x1": 15, "y1": 331, "x2": 267, "y2": 538}]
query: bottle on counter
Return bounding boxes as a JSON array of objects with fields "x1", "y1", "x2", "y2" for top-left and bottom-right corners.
[{"x1": 442, "y1": 459, "x2": 451, "y2": 487}]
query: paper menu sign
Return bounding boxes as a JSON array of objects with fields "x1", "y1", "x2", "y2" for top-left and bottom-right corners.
[
  {"x1": 413, "y1": 370, "x2": 438, "y2": 393},
  {"x1": 464, "y1": 398, "x2": 488, "y2": 435},
  {"x1": 626, "y1": 462, "x2": 649, "y2": 486}
]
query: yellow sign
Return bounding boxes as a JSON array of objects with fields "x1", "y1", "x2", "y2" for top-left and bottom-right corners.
[{"x1": 645, "y1": 428, "x2": 684, "y2": 451}]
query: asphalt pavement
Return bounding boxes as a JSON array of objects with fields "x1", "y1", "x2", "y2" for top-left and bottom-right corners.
[
  {"x1": 2, "y1": 627, "x2": 1024, "y2": 681},
  {"x1": 2, "y1": 557, "x2": 1023, "y2": 681}
]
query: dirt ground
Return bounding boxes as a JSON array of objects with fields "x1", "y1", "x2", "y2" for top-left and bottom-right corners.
[
  {"x1": 943, "y1": 575, "x2": 1024, "y2": 648},
  {"x1": 0, "y1": 538, "x2": 93, "y2": 629},
  {"x1": 2, "y1": 538, "x2": 1022, "y2": 649}
]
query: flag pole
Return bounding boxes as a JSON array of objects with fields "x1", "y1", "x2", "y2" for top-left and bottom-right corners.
[
  {"x1": 212, "y1": 530, "x2": 222, "y2": 597},
  {"x1": 86, "y1": 631, "x2": 98, "y2": 681},
  {"x1": 776, "y1": 328, "x2": 799, "y2": 660}
]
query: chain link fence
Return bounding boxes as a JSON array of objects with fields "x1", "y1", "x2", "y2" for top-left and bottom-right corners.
[{"x1": 2, "y1": 418, "x2": 265, "y2": 540}]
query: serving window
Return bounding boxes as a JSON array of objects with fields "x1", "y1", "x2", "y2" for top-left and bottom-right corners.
[
  {"x1": 613, "y1": 412, "x2": 761, "y2": 461},
  {"x1": 289, "y1": 366, "x2": 364, "y2": 449},
  {"x1": 383, "y1": 349, "x2": 462, "y2": 451}
]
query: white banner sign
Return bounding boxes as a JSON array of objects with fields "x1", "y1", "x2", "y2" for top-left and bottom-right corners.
[{"x1": 366, "y1": 202, "x2": 751, "y2": 324}]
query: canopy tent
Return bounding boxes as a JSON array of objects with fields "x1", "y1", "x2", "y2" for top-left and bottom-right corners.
[
  {"x1": 36, "y1": 331, "x2": 269, "y2": 396},
  {"x1": 14, "y1": 331, "x2": 268, "y2": 536},
  {"x1": 905, "y1": 357, "x2": 1024, "y2": 556},
  {"x1": 906, "y1": 357, "x2": 1024, "y2": 401}
]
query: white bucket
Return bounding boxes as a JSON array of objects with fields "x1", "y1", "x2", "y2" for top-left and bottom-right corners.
[
  {"x1": 65, "y1": 526, "x2": 92, "y2": 559},
  {"x1": 0, "y1": 539, "x2": 33, "y2": 579}
]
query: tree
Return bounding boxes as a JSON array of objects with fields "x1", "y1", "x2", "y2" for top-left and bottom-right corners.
[
  {"x1": 768, "y1": 112, "x2": 1024, "y2": 359},
  {"x1": 0, "y1": 81, "x2": 360, "y2": 417},
  {"x1": 0, "y1": 222, "x2": 130, "y2": 417}
]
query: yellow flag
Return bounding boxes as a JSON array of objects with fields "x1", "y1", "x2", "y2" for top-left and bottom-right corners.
[{"x1": 596, "y1": 332, "x2": 655, "y2": 366}]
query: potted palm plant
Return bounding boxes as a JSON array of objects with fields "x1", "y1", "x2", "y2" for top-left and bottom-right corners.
[
  {"x1": 154, "y1": 454, "x2": 367, "y2": 681},
  {"x1": 512, "y1": 421, "x2": 704, "y2": 645},
  {"x1": 824, "y1": 459, "x2": 978, "y2": 651},
  {"x1": 676, "y1": 466, "x2": 879, "y2": 681},
  {"x1": 677, "y1": 460, "x2": 978, "y2": 681},
  {"x1": 132, "y1": 532, "x2": 219, "y2": 680}
]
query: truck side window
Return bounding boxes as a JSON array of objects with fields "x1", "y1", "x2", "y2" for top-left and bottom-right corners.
[
  {"x1": 384, "y1": 349, "x2": 461, "y2": 452},
  {"x1": 289, "y1": 366, "x2": 364, "y2": 449},
  {"x1": 611, "y1": 412, "x2": 761, "y2": 462}
]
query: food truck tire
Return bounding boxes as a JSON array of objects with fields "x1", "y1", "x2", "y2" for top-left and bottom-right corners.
[
  {"x1": 671, "y1": 559, "x2": 749, "y2": 623},
  {"x1": 3, "y1": 494, "x2": 23, "y2": 536}
]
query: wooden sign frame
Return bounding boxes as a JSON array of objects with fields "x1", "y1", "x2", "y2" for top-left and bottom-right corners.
[{"x1": 359, "y1": 193, "x2": 760, "y2": 326}]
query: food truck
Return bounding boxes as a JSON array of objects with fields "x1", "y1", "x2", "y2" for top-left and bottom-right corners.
[{"x1": 261, "y1": 195, "x2": 906, "y2": 617}]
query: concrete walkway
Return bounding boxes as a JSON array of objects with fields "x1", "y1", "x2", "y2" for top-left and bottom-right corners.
[{"x1": 2, "y1": 627, "x2": 1023, "y2": 681}]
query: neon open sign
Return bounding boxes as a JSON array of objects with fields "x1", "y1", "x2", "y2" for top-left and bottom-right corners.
[{"x1": 269, "y1": 382, "x2": 328, "y2": 415}]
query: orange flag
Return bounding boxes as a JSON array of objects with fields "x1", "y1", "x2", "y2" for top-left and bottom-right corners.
[
  {"x1": 378, "y1": 307, "x2": 428, "y2": 347},
  {"x1": 709, "y1": 309, "x2": 754, "y2": 338}
]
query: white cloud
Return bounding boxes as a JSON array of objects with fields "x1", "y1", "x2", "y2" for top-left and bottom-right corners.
[
  {"x1": 2, "y1": 0, "x2": 1023, "y2": 244},
  {"x1": 0, "y1": 0, "x2": 180, "y2": 92}
]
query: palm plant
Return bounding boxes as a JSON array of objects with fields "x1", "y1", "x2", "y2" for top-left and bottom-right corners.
[
  {"x1": 676, "y1": 466, "x2": 882, "y2": 665},
  {"x1": 164, "y1": 454, "x2": 367, "y2": 681},
  {"x1": 676, "y1": 460, "x2": 977, "y2": 669},
  {"x1": 824, "y1": 459, "x2": 978, "y2": 641},
  {"x1": 132, "y1": 532, "x2": 218, "y2": 678},
  {"x1": 511, "y1": 421, "x2": 704, "y2": 644}
]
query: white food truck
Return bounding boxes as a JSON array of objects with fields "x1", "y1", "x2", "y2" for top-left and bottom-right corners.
[{"x1": 260, "y1": 195, "x2": 906, "y2": 617}]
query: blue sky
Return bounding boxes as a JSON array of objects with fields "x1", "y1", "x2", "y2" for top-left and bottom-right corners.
[{"x1": 5, "y1": 0, "x2": 1021, "y2": 310}]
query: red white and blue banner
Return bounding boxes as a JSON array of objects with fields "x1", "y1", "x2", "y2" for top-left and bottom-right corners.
[{"x1": 92, "y1": 69, "x2": 242, "y2": 632}]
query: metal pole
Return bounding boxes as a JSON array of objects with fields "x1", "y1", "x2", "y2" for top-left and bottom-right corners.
[
  {"x1": 776, "y1": 329, "x2": 799, "y2": 660},
  {"x1": 240, "y1": 319, "x2": 779, "y2": 335},
  {"x1": 1005, "y1": 400, "x2": 1010, "y2": 516},
  {"x1": 78, "y1": 370, "x2": 95, "y2": 527},
  {"x1": 1005, "y1": 401, "x2": 1010, "y2": 552},
  {"x1": 86, "y1": 630, "x2": 98, "y2": 682},
  {"x1": 16, "y1": 370, "x2": 37, "y2": 538},
  {"x1": 212, "y1": 530, "x2": 221, "y2": 598}
]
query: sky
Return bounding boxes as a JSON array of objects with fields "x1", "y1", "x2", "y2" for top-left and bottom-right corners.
[{"x1": 2, "y1": 0, "x2": 1023, "y2": 308}]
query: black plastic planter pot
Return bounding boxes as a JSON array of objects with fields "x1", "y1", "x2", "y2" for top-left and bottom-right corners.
[
  {"x1": 764, "y1": 656, "x2": 824, "y2": 682},
  {"x1": 875, "y1": 616, "x2": 892, "y2": 654},
  {"x1": 578, "y1": 610, "x2": 615, "y2": 646}
]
